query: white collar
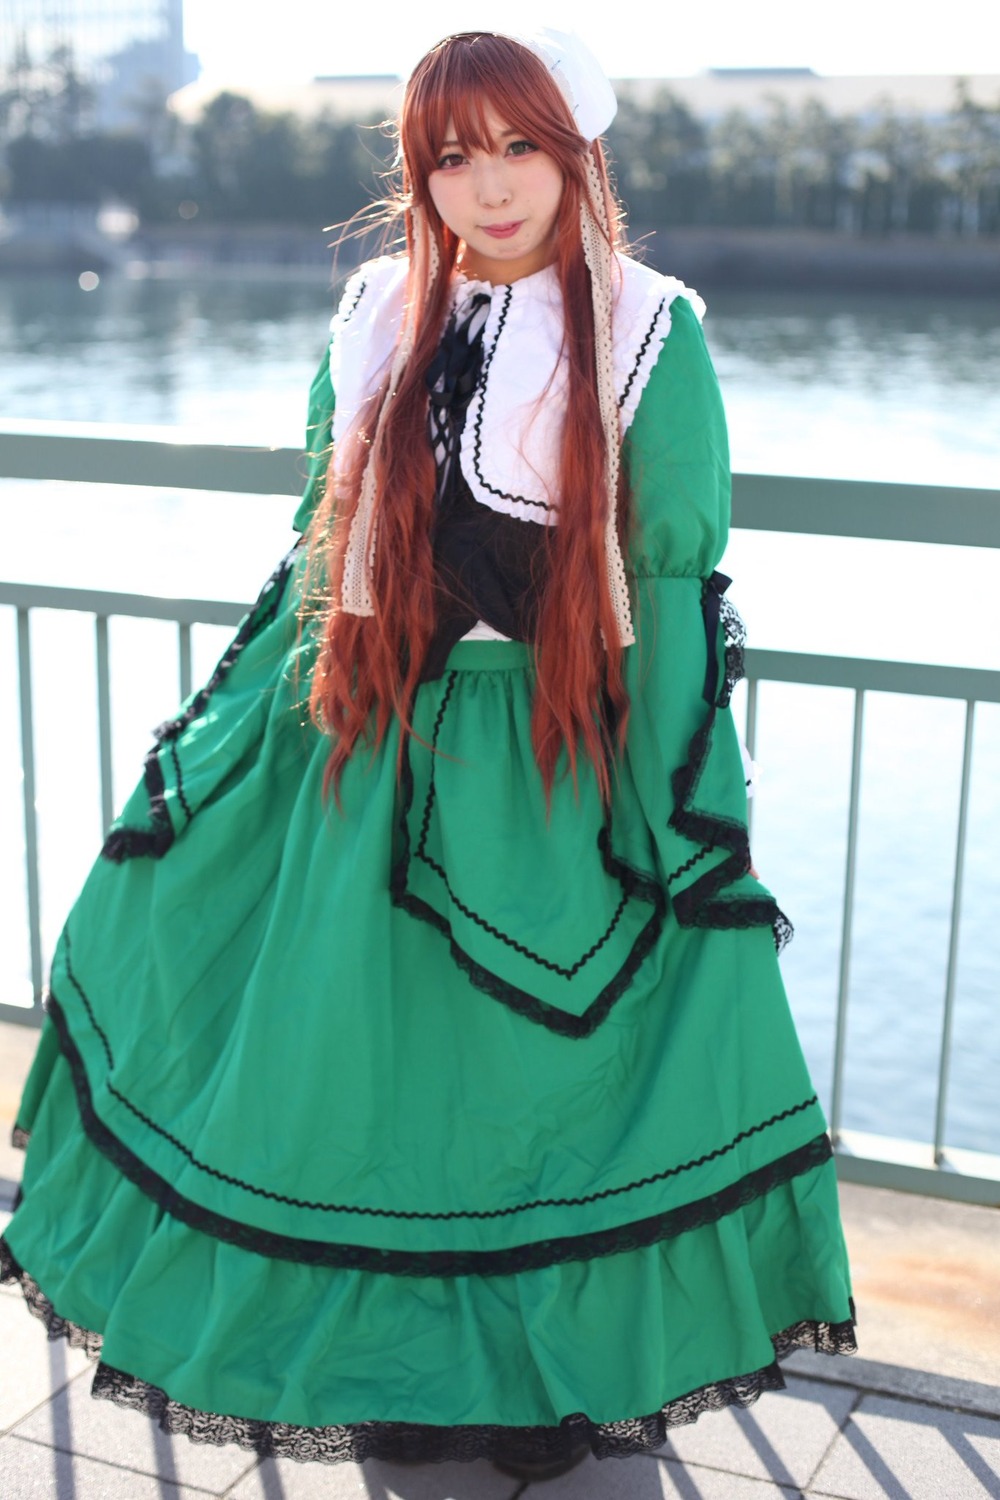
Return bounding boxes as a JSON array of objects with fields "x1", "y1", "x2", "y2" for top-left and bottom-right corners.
[{"x1": 329, "y1": 253, "x2": 704, "y2": 522}]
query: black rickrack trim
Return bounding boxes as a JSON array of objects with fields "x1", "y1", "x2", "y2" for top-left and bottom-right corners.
[
  {"x1": 0, "y1": 1237, "x2": 856, "y2": 1466},
  {"x1": 101, "y1": 551, "x2": 296, "y2": 863},
  {"x1": 667, "y1": 579, "x2": 791, "y2": 953},
  {"x1": 64, "y1": 928, "x2": 114, "y2": 1070},
  {"x1": 392, "y1": 692, "x2": 667, "y2": 1038},
  {"x1": 411, "y1": 671, "x2": 633, "y2": 981},
  {"x1": 618, "y1": 298, "x2": 667, "y2": 411},
  {"x1": 56, "y1": 983, "x2": 813, "y2": 1217},
  {"x1": 35, "y1": 993, "x2": 827, "y2": 1273},
  {"x1": 340, "y1": 275, "x2": 367, "y2": 322},
  {"x1": 470, "y1": 286, "x2": 552, "y2": 514}
]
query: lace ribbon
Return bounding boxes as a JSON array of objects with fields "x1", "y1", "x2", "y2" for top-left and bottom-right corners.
[{"x1": 580, "y1": 150, "x2": 635, "y2": 647}]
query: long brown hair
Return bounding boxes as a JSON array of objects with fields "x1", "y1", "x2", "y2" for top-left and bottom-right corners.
[{"x1": 307, "y1": 31, "x2": 629, "y2": 801}]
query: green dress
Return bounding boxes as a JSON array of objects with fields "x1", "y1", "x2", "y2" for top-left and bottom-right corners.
[{"x1": 1, "y1": 270, "x2": 855, "y2": 1466}]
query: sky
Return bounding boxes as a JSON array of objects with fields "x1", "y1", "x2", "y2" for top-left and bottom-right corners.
[{"x1": 182, "y1": 0, "x2": 997, "y2": 86}]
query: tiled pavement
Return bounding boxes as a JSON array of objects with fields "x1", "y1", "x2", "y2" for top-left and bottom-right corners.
[{"x1": 3, "y1": 1211, "x2": 999, "y2": 1500}]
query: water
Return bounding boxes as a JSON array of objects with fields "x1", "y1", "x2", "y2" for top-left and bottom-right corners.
[{"x1": 0, "y1": 269, "x2": 998, "y2": 1156}]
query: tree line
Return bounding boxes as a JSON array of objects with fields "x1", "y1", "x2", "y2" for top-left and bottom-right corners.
[{"x1": 2, "y1": 46, "x2": 999, "y2": 237}]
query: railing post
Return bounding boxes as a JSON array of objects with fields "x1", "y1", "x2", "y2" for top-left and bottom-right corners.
[
  {"x1": 934, "y1": 700, "x2": 976, "y2": 1163},
  {"x1": 830, "y1": 688, "x2": 865, "y2": 1143},
  {"x1": 744, "y1": 676, "x2": 758, "y2": 838},
  {"x1": 95, "y1": 615, "x2": 114, "y2": 836},
  {"x1": 16, "y1": 608, "x2": 44, "y2": 1011},
  {"x1": 178, "y1": 622, "x2": 193, "y2": 702}
]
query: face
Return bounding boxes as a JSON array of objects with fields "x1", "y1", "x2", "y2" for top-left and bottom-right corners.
[{"x1": 427, "y1": 107, "x2": 564, "y2": 285}]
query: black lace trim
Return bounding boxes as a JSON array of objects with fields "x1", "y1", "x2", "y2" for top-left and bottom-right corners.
[
  {"x1": 667, "y1": 577, "x2": 791, "y2": 953},
  {"x1": 618, "y1": 298, "x2": 667, "y2": 411},
  {"x1": 34, "y1": 991, "x2": 828, "y2": 1274},
  {"x1": 0, "y1": 1235, "x2": 856, "y2": 1465},
  {"x1": 470, "y1": 286, "x2": 551, "y2": 514},
  {"x1": 1, "y1": 1238, "x2": 104, "y2": 1357},
  {"x1": 101, "y1": 551, "x2": 296, "y2": 863},
  {"x1": 718, "y1": 590, "x2": 747, "y2": 708}
]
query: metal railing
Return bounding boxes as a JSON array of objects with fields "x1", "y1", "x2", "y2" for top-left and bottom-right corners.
[{"x1": 2, "y1": 427, "x2": 999, "y2": 1204}]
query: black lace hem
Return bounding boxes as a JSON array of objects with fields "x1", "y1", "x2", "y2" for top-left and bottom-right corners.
[
  {"x1": 0, "y1": 1235, "x2": 856, "y2": 1465},
  {"x1": 1, "y1": 1237, "x2": 104, "y2": 1357},
  {"x1": 40, "y1": 988, "x2": 832, "y2": 1273},
  {"x1": 101, "y1": 551, "x2": 296, "y2": 863},
  {"x1": 667, "y1": 576, "x2": 791, "y2": 953}
]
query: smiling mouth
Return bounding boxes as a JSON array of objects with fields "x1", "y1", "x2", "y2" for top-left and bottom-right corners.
[{"x1": 481, "y1": 221, "x2": 523, "y2": 238}]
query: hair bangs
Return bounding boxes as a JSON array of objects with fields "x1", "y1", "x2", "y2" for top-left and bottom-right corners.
[{"x1": 402, "y1": 32, "x2": 588, "y2": 203}]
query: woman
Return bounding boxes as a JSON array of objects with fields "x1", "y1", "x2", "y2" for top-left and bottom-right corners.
[{"x1": 1, "y1": 27, "x2": 855, "y2": 1479}]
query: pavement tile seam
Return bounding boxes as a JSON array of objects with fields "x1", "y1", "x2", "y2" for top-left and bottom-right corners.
[
  {"x1": 0, "y1": 1364, "x2": 94, "y2": 1440},
  {"x1": 218, "y1": 1458, "x2": 282, "y2": 1499},
  {"x1": 657, "y1": 1452, "x2": 805, "y2": 1496},
  {"x1": 799, "y1": 1387, "x2": 865, "y2": 1492},
  {"x1": 208, "y1": 1452, "x2": 265, "y2": 1497},
  {"x1": 6, "y1": 1430, "x2": 227, "y2": 1495}
]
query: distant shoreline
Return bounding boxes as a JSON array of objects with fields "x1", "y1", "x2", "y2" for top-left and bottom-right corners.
[
  {"x1": 641, "y1": 226, "x2": 1000, "y2": 295},
  {"x1": 1, "y1": 222, "x2": 997, "y2": 294},
  {"x1": 133, "y1": 224, "x2": 1000, "y2": 296}
]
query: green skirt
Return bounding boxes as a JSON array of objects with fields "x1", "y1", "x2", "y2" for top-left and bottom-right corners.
[{"x1": 2, "y1": 547, "x2": 855, "y2": 1465}]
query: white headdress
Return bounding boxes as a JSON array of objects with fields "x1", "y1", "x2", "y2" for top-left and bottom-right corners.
[{"x1": 340, "y1": 26, "x2": 634, "y2": 647}]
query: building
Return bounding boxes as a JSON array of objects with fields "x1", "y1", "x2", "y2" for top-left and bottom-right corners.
[
  {"x1": 618, "y1": 68, "x2": 1000, "y2": 124},
  {"x1": 0, "y1": 0, "x2": 199, "y2": 130},
  {"x1": 167, "y1": 68, "x2": 1000, "y2": 129}
]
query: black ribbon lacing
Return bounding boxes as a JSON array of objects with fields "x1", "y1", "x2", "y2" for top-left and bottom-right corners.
[{"x1": 425, "y1": 292, "x2": 491, "y2": 504}]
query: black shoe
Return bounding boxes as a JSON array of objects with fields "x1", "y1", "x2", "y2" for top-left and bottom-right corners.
[{"x1": 492, "y1": 1443, "x2": 590, "y2": 1481}]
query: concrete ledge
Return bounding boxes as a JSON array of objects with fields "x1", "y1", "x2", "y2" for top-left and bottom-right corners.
[{"x1": 784, "y1": 1349, "x2": 1000, "y2": 1421}]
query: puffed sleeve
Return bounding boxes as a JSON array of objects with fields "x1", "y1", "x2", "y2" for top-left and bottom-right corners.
[
  {"x1": 622, "y1": 296, "x2": 788, "y2": 948},
  {"x1": 624, "y1": 294, "x2": 730, "y2": 580}
]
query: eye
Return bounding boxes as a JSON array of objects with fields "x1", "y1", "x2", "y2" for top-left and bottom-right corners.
[
  {"x1": 436, "y1": 151, "x2": 466, "y2": 170},
  {"x1": 507, "y1": 139, "x2": 538, "y2": 158}
]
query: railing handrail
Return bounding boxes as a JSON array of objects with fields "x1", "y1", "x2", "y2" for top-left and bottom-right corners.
[
  {"x1": 1, "y1": 577, "x2": 996, "y2": 704},
  {"x1": 0, "y1": 426, "x2": 305, "y2": 497},
  {"x1": 2, "y1": 425, "x2": 999, "y2": 548},
  {"x1": 0, "y1": 580, "x2": 247, "y2": 628},
  {"x1": 744, "y1": 648, "x2": 999, "y2": 703}
]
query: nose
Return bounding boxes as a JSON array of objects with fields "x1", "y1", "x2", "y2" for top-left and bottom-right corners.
[{"x1": 473, "y1": 157, "x2": 513, "y2": 208}]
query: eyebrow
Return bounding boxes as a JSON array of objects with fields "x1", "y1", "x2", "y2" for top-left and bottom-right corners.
[{"x1": 439, "y1": 129, "x2": 520, "y2": 149}]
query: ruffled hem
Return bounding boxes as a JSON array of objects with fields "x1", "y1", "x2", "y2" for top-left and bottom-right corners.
[{"x1": 0, "y1": 1237, "x2": 856, "y2": 1465}]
